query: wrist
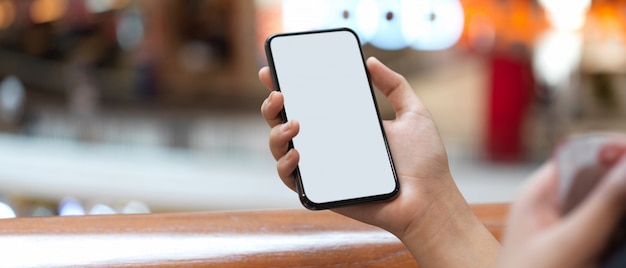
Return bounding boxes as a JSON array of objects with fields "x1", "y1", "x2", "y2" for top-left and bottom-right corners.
[{"x1": 399, "y1": 176, "x2": 501, "y2": 267}]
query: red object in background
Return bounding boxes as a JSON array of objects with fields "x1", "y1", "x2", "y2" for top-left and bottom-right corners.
[{"x1": 486, "y1": 49, "x2": 533, "y2": 162}]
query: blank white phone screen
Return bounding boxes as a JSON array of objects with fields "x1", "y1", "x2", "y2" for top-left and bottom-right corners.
[{"x1": 268, "y1": 29, "x2": 397, "y2": 204}]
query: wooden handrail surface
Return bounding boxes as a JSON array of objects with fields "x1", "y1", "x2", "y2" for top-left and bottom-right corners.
[{"x1": 0, "y1": 203, "x2": 509, "y2": 267}]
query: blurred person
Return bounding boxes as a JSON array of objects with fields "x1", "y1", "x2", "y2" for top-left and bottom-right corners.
[
  {"x1": 259, "y1": 57, "x2": 626, "y2": 267},
  {"x1": 498, "y1": 141, "x2": 626, "y2": 268}
]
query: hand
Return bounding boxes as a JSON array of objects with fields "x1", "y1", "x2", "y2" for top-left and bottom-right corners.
[
  {"x1": 260, "y1": 56, "x2": 449, "y2": 234},
  {"x1": 260, "y1": 57, "x2": 499, "y2": 267},
  {"x1": 498, "y1": 139, "x2": 626, "y2": 268}
]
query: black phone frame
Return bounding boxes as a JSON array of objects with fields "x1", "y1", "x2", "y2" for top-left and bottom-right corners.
[{"x1": 264, "y1": 27, "x2": 400, "y2": 210}]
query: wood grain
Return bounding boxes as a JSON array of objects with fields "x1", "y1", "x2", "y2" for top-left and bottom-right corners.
[{"x1": 0, "y1": 203, "x2": 509, "y2": 267}]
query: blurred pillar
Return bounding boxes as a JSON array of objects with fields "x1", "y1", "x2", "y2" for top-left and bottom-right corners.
[{"x1": 485, "y1": 45, "x2": 533, "y2": 162}]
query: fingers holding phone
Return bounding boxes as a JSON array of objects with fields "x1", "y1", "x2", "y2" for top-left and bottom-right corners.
[
  {"x1": 556, "y1": 135, "x2": 626, "y2": 267},
  {"x1": 265, "y1": 28, "x2": 399, "y2": 210},
  {"x1": 261, "y1": 91, "x2": 285, "y2": 128},
  {"x1": 499, "y1": 134, "x2": 626, "y2": 268}
]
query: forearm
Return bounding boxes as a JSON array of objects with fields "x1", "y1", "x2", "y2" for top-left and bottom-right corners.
[{"x1": 400, "y1": 180, "x2": 501, "y2": 268}]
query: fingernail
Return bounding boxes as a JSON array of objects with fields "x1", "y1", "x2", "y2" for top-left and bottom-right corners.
[
  {"x1": 601, "y1": 147, "x2": 620, "y2": 163},
  {"x1": 268, "y1": 91, "x2": 275, "y2": 104},
  {"x1": 599, "y1": 143, "x2": 626, "y2": 166},
  {"x1": 281, "y1": 121, "x2": 291, "y2": 132}
]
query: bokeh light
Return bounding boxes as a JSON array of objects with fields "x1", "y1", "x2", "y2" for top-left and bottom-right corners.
[
  {"x1": 322, "y1": 0, "x2": 379, "y2": 44},
  {"x1": 533, "y1": 30, "x2": 583, "y2": 87},
  {"x1": 281, "y1": 0, "x2": 330, "y2": 32},
  {"x1": 89, "y1": 204, "x2": 116, "y2": 215},
  {"x1": 0, "y1": 202, "x2": 16, "y2": 218},
  {"x1": 0, "y1": 0, "x2": 16, "y2": 30},
  {"x1": 86, "y1": 0, "x2": 131, "y2": 13},
  {"x1": 116, "y1": 10, "x2": 144, "y2": 51},
  {"x1": 121, "y1": 200, "x2": 150, "y2": 214},
  {"x1": 354, "y1": 0, "x2": 379, "y2": 43},
  {"x1": 539, "y1": 0, "x2": 591, "y2": 31},
  {"x1": 58, "y1": 197, "x2": 86, "y2": 216},
  {"x1": 409, "y1": 0, "x2": 464, "y2": 51},
  {"x1": 30, "y1": 0, "x2": 68, "y2": 24},
  {"x1": 367, "y1": 0, "x2": 413, "y2": 50},
  {"x1": 279, "y1": 0, "x2": 464, "y2": 51},
  {"x1": 0, "y1": 75, "x2": 25, "y2": 123}
]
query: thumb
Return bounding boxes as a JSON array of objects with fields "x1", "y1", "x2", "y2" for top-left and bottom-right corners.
[{"x1": 366, "y1": 57, "x2": 428, "y2": 119}]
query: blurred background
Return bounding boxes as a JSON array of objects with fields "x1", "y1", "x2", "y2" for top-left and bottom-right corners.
[{"x1": 0, "y1": 0, "x2": 624, "y2": 217}]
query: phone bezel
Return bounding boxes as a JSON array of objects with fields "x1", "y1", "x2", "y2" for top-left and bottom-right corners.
[{"x1": 264, "y1": 28, "x2": 399, "y2": 210}]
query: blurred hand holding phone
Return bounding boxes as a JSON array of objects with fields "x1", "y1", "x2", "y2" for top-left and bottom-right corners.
[{"x1": 557, "y1": 134, "x2": 626, "y2": 267}]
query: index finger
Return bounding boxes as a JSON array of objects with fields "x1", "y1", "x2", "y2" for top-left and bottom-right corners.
[{"x1": 259, "y1": 66, "x2": 284, "y2": 127}]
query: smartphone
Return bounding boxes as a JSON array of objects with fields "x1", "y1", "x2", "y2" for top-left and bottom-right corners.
[
  {"x1": 557, "y1": 135, "x2": 610, "y2": 214},
  {"x1": 265, "y1": 28, "x2": 399, "y2": 210},
  {"x1": 556, "y1": 134, "x2": 626, "y2": 267}
]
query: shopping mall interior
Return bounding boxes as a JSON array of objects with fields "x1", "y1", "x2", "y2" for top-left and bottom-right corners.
[{"x1": 0, "y1": 0, "x2": 624, "y2": 216}]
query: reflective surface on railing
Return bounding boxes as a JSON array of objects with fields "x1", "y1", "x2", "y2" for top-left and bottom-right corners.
[
  {"x1": 0, "y1": 231, "x2": 399, "y2": 267},
  {"x1": 0, "y1": 204, "x2": 509, "y2": 267}
]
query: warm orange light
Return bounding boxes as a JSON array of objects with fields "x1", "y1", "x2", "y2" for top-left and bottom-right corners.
[
  {"x1": 255, "y1": 0, "x2": 282, "y2": 63},
  {"x1": 0, "y1": 0, "x2": 16, "y2": 30},
  {"x1": 595, "y1": 4, "x2": 622, "y2": 37},
  {"x1": 30, "y1": 0, "x2": 68, "y2": 24},
  {"x1": 110, "y1": 0, "x2": 131, "y2": 10}
]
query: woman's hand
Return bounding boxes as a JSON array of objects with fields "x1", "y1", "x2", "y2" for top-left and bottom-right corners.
[
  {"x1": 499, "y1": 140, "x2": 626, "y2": 268},
  {"x1": 260, "y1": 57, "x2": 499, "y2": 267}
]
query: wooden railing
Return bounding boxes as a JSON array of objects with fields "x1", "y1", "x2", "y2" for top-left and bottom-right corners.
[{"x1": 0, "y1": 203, "x2": 509, "y2": 267}]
